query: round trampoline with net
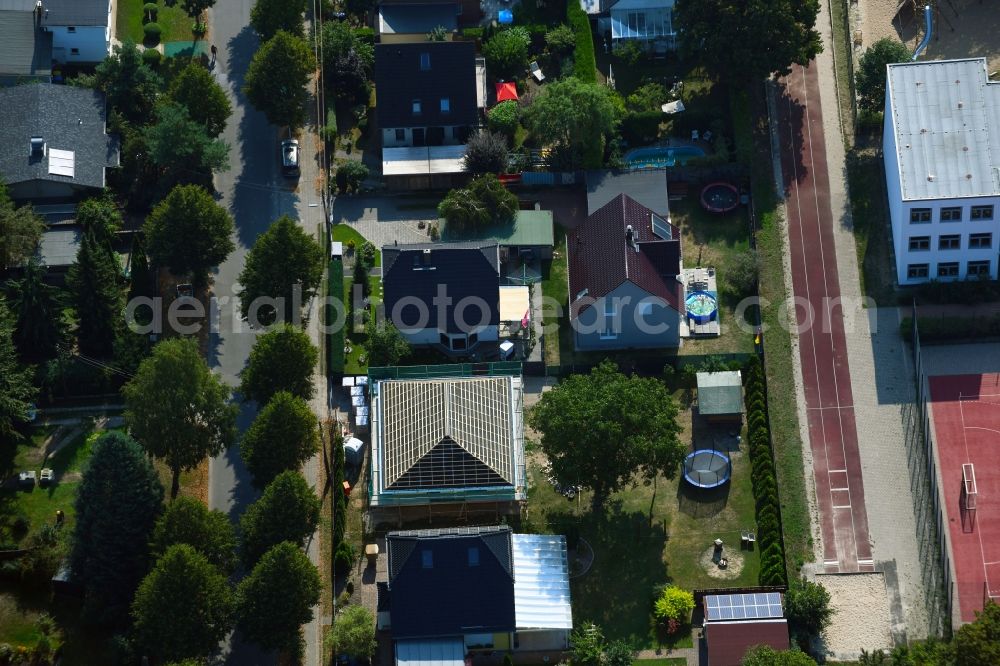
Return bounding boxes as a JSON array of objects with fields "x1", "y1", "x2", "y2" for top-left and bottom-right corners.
[{"x1": 683, "y1": 450, "x2": 732, "y2": 489}]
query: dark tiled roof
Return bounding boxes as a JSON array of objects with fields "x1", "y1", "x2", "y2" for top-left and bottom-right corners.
[
  {"x1": 382, "y1": 242, "x2": 500, "y2": 334},
  {"x1": 375, "y1": 41, "x2": 477, "y2": 130},
  {"x1": 379, "y1": 3, "x2": 457, "y2": 34},
  {"x1": 0, "y1": 83, "x2": 119, "y2": 192},
  {"x1": 40, "y1": 0, "x2": 109, "y2": 26},
  {"x1": 0, "y1": 10, "x2": 52, "y2": 78},
  {"x1": 568, "y1": 194, "x2": 682, "y2": 317},
  {"x1": 387, "y1": 526, "x2": 515, "y2": 639},
  {"x1": 706, "y1": 619, "x2": 790, "y2": 666},
  {"x1": 586, "y1": 169, "x2": 669, "y2": 217}
]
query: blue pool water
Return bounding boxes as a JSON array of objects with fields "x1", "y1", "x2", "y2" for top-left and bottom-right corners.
[{"x1": 624, "y1": 145, "x2": 706, "y2": 168}]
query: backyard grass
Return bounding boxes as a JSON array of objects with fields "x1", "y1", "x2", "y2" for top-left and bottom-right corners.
[
  {"x1": 523, "y1": 389, "x2": 758, "y2": 649},
  {"x1": 116, "y1": 0, "x2": 197, "y2": 45},
  {"x1": 634, "y1": 660, "x2": 686, "y2": 666},
  {"x1": 540, "y1": 226, "x2": 568, "y2": 368},
  {"x1": 332, "y1": 224, "x2": 382, "y2": 267}
]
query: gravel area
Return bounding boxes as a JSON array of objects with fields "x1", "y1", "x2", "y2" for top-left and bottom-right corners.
[{"x1": 816, "y1": 573, "x2": 893, "y2": 659}]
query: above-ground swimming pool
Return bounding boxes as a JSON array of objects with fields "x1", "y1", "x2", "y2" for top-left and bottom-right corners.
[
  {"x1": 683, "y1": 450, "x2": 732, "y2": 489},
  {"x1": 685, "y1": 290, "x2": 718, "y2": 325},
  {"x1": 624, "y1": 145, "x2": 706, "y2": 169},
  {"x1": 701, "y1": 182, "x2": 740, "y2": 213}
]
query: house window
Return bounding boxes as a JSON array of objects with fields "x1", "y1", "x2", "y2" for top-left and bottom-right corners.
[
  {"x1": 70, "y1": 48, "x2": 80, "y2": 55},
  {"x1": 938, "y1": 235, "x2": 960, "y2": 250},
  {"x1": 421, "y1": 550, "x2": 433, "y2": 568},
  {"x1": 968, "y1": 260, "x2": 991, "y2": 277},
  {"x1": 440, "y1": 97, "x2": 450, "y2": 113},
  {"x1": 971, "y1": 205, "x2": 994, "y2": 220},
  {"x1": 908, "y1": 236, "x2": 930, "y2": 251},
  {"x1": 451, "y1": 335, "x2": 467, "y2": 351},
  {"x1": 969, "y1": 233, "x2": 992, "y2": 249},
  {"x1": 412, "y1": 99, "x2": 422, "y2": 115},
  {"x1": 394, "y1": 128, "x2": 405, "y2": 142},
  {"x1": 907, "y1": 264, "x2": 929, "y2": 279},
  {"x1": 600, "y1": 298, "x2": 618, "y2": 340},
  {"x1": 627, "y1": 11, "x2": 646, "y2": 36},
  {"x1": 467, "y1": 547, "x2": 479, "y2": 567},
  {"x1": 909, "y1": 208, "x2": 931, "y2": 223},
  {"x1": 940, "y1": 207, "x2": 962, "y2": 222},
  {"x1": 419, "y1": 52, "x2": 431, "y2": 71},
  {"x1": 937, "y1": 262, "x2": 959, "y2": 278},
  {"x1": 67, "y1": 26, "x2": 76, "y2": 33}
]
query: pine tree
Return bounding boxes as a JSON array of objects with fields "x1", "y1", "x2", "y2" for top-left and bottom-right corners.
[
  {"x1": 67, "y1": 232, "x2": 123, "y2": 358},
  {"x1": 6, "y1": 257, "x2": 65, "y2": 361},
  {"x1": 0, "y1": 296, "x2": 38, "y2": 442}
]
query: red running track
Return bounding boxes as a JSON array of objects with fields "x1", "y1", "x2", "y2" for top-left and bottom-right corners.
[
  {"x1": 776, "y1": 63, "x2": 873, "y2": 573},
  {"x1": 928, "y1": 374, "x2": 1000, "y2": 623}
]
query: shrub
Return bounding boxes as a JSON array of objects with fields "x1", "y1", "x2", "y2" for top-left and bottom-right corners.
[
  {"x1": 142, "y1": 48, "x2": 161, "y2": 66},
  {"x1": 143, "y1": 22, "x2": 161, "y2": 45},
  {"x1": 483, "y1": 29, "x2": 530, "y2": 79},
  {"x1": 566, "y1": 0, "x2": 596, "y2": 83},
  {"x1": 334, "y1": 541, "x2": 356, "y2": 575},
  {"x1": 620, "y1": 111, "x2": 662, "y2": 146},
  {"x1": 321, "y1": 108, "x2": 338, "y2": 143},
  {"x1": 143, "y1": 2, "x2": 158, "y2": 21},
  {"x1": 488, "y1": 100, "x2": 520, "y2": 137},
  {"x1": 653, "y1": 585, "x2": 695, "y2": 624},
  {"x1": 614, "y1": 39, "x2": 644, "y2": 66},
  {"x1": 358, "y1": 241, "x2": 377, "y2": 268},
  {"x1": 545, "y1": 24, "x2": 575, "y2": 55}
]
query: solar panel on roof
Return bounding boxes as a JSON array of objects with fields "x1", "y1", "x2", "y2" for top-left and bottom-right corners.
[
  {"x1": 705, "y1": 592, "x2": 784, "y2": 622},
  {"x1": 651, "y1": 213, "x2": 672, "y2": 240}
]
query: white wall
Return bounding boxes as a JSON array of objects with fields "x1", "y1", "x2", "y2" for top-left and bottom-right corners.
[
  {"x1": 882, "y1": 87, "x2": 905, "y2": 282},
  {"x1": 49, "y1": 25, "x2": 110, "y2": 63}
]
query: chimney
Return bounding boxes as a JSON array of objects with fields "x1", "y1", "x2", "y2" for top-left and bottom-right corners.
[
  {"x1": 30, "y1": 136, "x2": 45, "y2": 158},
  {"x1": 625, "y1": 225, "x2": 638, "y2": 253}
]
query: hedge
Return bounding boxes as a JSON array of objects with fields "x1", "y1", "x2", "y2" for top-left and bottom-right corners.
[
  {"x1": 328, "y1": 259, "x2": 345, "y2": 375},
  {"x1": 900, "y1": 314, "x2": 1000, "y2": 343},
  {"x1": 566, "y1": 0, "x2": 596, "y2": 83},
  {"x1": 744, "y1": 357, "x2": 787, "y2": 586},
  {"x1": 141, "y1": 48, "x2": 161, "y2": 66}
]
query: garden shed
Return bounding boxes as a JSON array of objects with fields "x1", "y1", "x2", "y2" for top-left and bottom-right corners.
[{"x1": 696, "y1": 371, "x2": 743, "y2": 423}]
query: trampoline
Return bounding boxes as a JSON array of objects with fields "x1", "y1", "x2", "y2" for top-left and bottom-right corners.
[
  {"x1": 700, "y1": 182, "x2": 739, "y2": 213},
  {"x1": 683, "y1": 450, "x2": 732, "y2": 489}
]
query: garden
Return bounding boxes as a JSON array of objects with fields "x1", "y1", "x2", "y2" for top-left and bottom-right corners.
[
  {"x1": 329, "y1": 225, "x2": 382, "y2": 375},
  {"x1": 117, "y1": 0, "x2": 203, "y2": 50}
]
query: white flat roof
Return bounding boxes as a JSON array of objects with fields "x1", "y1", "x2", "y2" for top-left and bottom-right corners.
[
  {"x1": 887, "y1": 58, "x2": 1000, "y2": 201},
  {"x1": 382, "y1": 145, "x2": 467, "y2": 176},
  {"x1": 512, "y1": 534, "x2": 573, "y2": 630}
]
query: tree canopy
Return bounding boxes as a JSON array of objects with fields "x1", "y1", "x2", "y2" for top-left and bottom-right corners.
[
  {"x1": 243, "y1": 30, "x2": 315, "y2": 129},
  {"x1": 168, "y1": 61, "x2": 233, "y2": 136},
  {"x1": 67, "y1": 231, "x2": 122, "y2": 358},
  {"x1": 144, "y1": 184, "x2": 235, "y2": 287},
  {"x1": 438, "y1": 174, "x2": 518, "y2": 232},
  {"x1": 88, "y1": 39, "x2": 162, "y2": 123},
  {"x1": 483, "y1": 28, "x2": 530, "y2": 80},
  {"x1": 132, "y1": 543, "x2": 235, "y2": 662},
  {"x1": 676, "y1": 0, "x2": 822, "y2": 84},
  {"x1": 855, "y1": 38, "x2": 910, "y2": 115},
  {"x1": 240, "y1": 324, "x2": 318, "y2": 405},
  {"x1": 240, "y1": 470, "x2": 320, "y2": 566},
  {"x1": 240, "y1": 391, "x2": 319, "y2": 488},
  {"x1": 528, "y1": 361, "x2": 684, "y2": 508},
  {"x1": 251, "y1": 0, "x2": 307, "y2": 39},
  {"x1": 6, "y1": 258, "x2": 65, "y2": 362},
  {"x1": 523, "y1": 78, "x2": 621, "y2": 169},
  {"x1": 784, "y1": 577, "x2": 834, "y2": 643},
  {"x1": 76, "y1": 196, "x2": 122, "y2": 254},
  {"x1": 742, "y1": 646, "x2": 817, "y2": 666},
  {"x1": 180, "y1": 0, "x2": 215, "y2": 20},
  {"x1": 124, "y1": 337, "x2": 238, "y2": 498},
  {"x1": 70, "y1": 431, "x2": 164, "y2": 625},
  {"x1": 143, "y1": 102, "x2": 231, "y2": 177},
  {"x1": 463, "y1": 130, "x2": 509, "y2": 175},
  {"x1": 953, "y1": 600, "x2": 1000, "y2": 666},
  {"x1": 0, "y1": 297, "x2": 37, "y2": 441},
  {"x1": 150, "y1": 496, "x2": 238, "y2": 573},
  {"x1": 325, "y1": 605, "x2": 376, "y2": 660},
  {"x1": 237, "y1": 541, "x2": 321, "y2": 657},
  {"x1": 364, "y1": 320, "x2": 411, "y2": 367},
  {"x1": 238, "y1": 216, "x2": 324, "y2": 326},
  {"x1": 0, "y1": 184, "x2": 44, "y2": 272}
]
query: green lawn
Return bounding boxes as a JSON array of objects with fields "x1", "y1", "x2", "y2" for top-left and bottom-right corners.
[
  {"x1": 634, "y1": 659, "x2": 687, "y2": 666},
  {"x1": 540, "y1": 226, "x2": 568, "y2": 368},
  {"x1": 116, "y1": 0, "x2": 198, "y2": 45},
  {"x1": 523, "y1": 390, "x2": 758, "y2": 649},
  {"x1": 332, "y1": 224, "x2": 382, "y2": 267}
]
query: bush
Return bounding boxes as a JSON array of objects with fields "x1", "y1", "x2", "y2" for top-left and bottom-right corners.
[
  {"x1": 545, "y1": 24, "x2": 575, "y2": 55},
  {"x1": 483, "y1": 29, "x2": 530, "y2": 79},
  {"x1": 358, "y1": 241, "x2": 377, "y2": 268},
  {"x1": 143, "y1": 22, "x2": 162, "y2": 37},
  {"x1": 460, "y1": 27, "x2": 484, "y2": 41},
  {"x1": 725, "y1": 249, "x2": 761, "y2": 297},
  {"x1": 653, "y1": 585, "x2": 695, "y2": 624},
  {"x1": 614, "y1": 39, "x2": 644, "y2": 66},
  {"x1": 141, "y1": 48, "x2": 162, "y2": 66},
  {"x1": 321, "y1": 108, "x2": 338, "y2": 143},
  {"x1": 143, "y1": 2, "x2": 158, "y2": 20},
  {"x1": 566, "y1": 0, "x2": 596, "y2": 83},
  {"x1": 620, "y1": 111, "x2": 661, "y2": 146},
  {"x1": 334, "y1": 541, "x2": 356, "y2": 575},
  {"x1": 488, "y1": 100, "x2": 520, "y2": 137}
]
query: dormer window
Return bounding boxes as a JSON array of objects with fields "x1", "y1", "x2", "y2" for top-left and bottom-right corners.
[
  {"x1": 420, "y1": 53, "x2": 431, "y2": 71},
  {"x1": 440, "y1": 97, "x2": 450, "y2": 113},
  {"x1": 67, "y1": 26, "x2": 76, "y2": 33},
  {"x1": 467, "y1": 547, "x2": 479, "y2": 566},
  {"x1": 421, "y1": 550, "x2": 433, "y2": 568},
  {"x1": 412, "y1": 99, "x2": 422, "y2": 115}
]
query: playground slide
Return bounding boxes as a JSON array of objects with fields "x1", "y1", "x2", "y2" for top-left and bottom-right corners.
[{"x1": 911, "y1": 4, "x2": 933, "y2": 61}]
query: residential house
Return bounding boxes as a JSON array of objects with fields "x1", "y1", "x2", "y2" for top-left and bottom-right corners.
[
  {"x1": 696, "y1": 371, "x2": 744, "y2": 423},
  {"x1": 570, "y1": 170, "x2": 682, "y2": 351},
  {"x1": 368, "y1": 371, "x2": 526, "y2": 510},
  {"x1": 377, "y1": 2, "x2": 458, "y2": 43},
  {"x1": 384, "y1": 525, "x2": 572, "y2": 664},
  {"x1": 579, "y1": 0, "x2": 676, "y2": 49},
  {"x1": 0, "y1": 6, "x2": 52, "y2": 84},
  {"x1": 884, "y1": 58, "x2": 1000, "y2": 285},
  {"x1": 38, "y1": 0, "x2": 113, "y2": 63},
  {"x1": 379, "y1": 0, "x2": 481, "y2": 29},
  {"x1": 381, "y1": 242, "x2": 500, "y2": 353},
  {"x1": 0, "y1": 83, "x2": 119, "y2": 201},
  {"x1": 702, "y1": 592, "x2": 790, "y2": 666}
]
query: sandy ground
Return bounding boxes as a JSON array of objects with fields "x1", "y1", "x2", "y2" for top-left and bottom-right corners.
[
  {"x1": 815, "y1": 573, "x2": 894, "y2": 658},
  {"x1": 858, "y1": 0, "x2": 1000, "y2": 72}
]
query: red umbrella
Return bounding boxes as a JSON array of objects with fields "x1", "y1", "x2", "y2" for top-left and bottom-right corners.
[{"x1": 495, "y1": 81, "x2": 518, "y2": 104}]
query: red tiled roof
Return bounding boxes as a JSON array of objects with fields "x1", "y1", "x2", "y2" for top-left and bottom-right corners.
[
  {"x1": 706, "y1": 619, "x2": 790, "y2": 666},
  {"x1": 567, "y1": 194, "x2": 682, "y2": 317}
]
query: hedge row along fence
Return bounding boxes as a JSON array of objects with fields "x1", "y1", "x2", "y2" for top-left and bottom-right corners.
[
  {"x1": 328, "y1": 258, "x2": 345, "y2": 375},
  {"x1": 745, "y1": 357, "x2": 787, "y2": 586},
  {"x1": 900, "y1": 314, "x2": 1000, "y2": 344},
  {"x1": 566, "y1": 1, "x2": 596, "y2": 83}
]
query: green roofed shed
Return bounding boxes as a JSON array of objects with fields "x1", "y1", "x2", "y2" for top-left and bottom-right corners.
[
  {"x1": 441, "y1": 209, "x2": 555, "y2": 258},
  {"x1": 696, "y1": 371, "x2": 743, "y2": 422}
]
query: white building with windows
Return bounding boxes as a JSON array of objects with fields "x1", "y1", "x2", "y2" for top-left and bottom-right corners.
[
  {"x1": 609, "y1": 0, "x2": 675, "y2": 46},
  {"x1": 884, "y1": 58, "x2": 1000, "y2": 285}
]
